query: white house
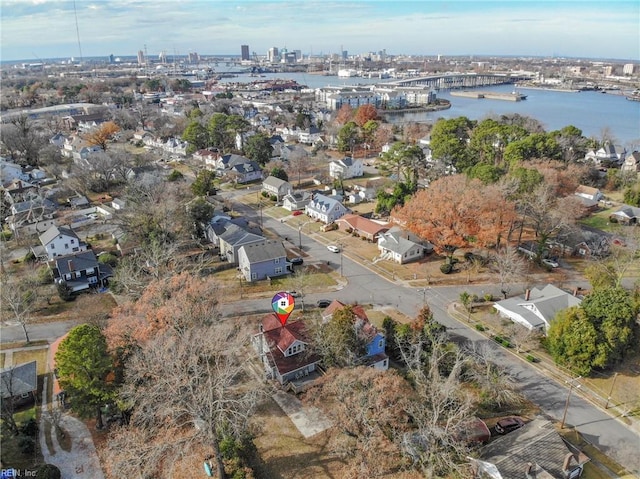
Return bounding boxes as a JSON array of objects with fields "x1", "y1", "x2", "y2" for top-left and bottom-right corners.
[
  {"x1": 377, "y1": 230, "x2": 430, "y2": 264},
  {"x1": 329, "y1": 157, "x2": 363, "y2": 179},
  {"x1": 262, "y1": 176, "x2": 292, "y2": 200},
  {"x1": 39, "y1": 225, "x2": 87, "y2": 260},
  {"x1": 574, "y1": 185, "x2": 603, "y2": 202},
  {"x1": 305, "y1": 193, "x2": 348, "y2": 224},
  {"x1": 493, "y1": 284, "x2": 582, "y2": 332},
  {"x1": 621, "y1": 151, "x2": 640, "y2": 173}
]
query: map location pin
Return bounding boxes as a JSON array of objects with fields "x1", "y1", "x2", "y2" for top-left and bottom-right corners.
[{"x1": 271, "y1": 292, "x2": 295, "y2": 327}]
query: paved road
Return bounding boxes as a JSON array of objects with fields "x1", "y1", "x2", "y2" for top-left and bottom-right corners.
[{"x1": 2, "y1": 188, "x2": 638, "y2": 474}]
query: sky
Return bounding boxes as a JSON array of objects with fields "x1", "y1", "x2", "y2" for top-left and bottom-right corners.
[{"x1": 1, "y1": 0, "x2": 638, "y2": 62}]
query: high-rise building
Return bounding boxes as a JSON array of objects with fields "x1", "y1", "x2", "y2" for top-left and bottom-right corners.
[
  {"x1": 267, "y1": 47, "x2": 279, "y2": 63},
  {"x1": 241, "y1": 45, "x2": 250, "y2": 61},
  {"x1": 137, "y1": 50, "x2": 145, "y2": 65},
  {"x1": 623, "y1": 63, "x2": 636, "y2": 75},
  {"x1": 188, "y1": 52, "x2": 200, "y2": 64}
]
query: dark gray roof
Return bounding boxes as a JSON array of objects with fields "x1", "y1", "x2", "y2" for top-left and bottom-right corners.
[
  {"x1": 219, "y1": 223, "x2": 264, "y2": 246},
  {"x1": 240, "y1": 240, "x2": 286, "y2": 263},
  {"x1": 378, "y1": 230, "x2": 423, "y2": 255},
  {"x1": 478, "y1": 418, "x2": 588, "y2": 479},
  {"x1": 39, "y1": 225, "x2": 79, "y2": 246},
  {"x1": 53, "y1": 250, "x2": 99, "y2": 275},
  {"x1": 263, "y1": 176, "x2": 290, "y2": 189},
  {"x1": 307, "y1": 193, "x2": 345, "y2": 213},
  {"x1": 612, "y1": 205, "x2": 640, "y2": 219},
  {"x1": 1, "y1": 361, "x2": 37, "y2": 399}
]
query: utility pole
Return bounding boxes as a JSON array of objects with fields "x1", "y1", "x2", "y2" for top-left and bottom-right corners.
[
  {"x1": 561, "y1": 376, "x2": 582, "y2": 429},
  {"x1": 605, "y1": 373, "x2": 618, "y2": 409}
]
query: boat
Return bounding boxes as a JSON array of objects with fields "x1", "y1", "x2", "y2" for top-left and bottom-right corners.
[{"x1": 625, "y1": 90, "x2": 640, "y2": 102}]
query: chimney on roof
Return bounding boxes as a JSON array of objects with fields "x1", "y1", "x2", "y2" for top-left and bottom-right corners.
[
  {"x1": 525, "y1": 462, "x2": 534, "y2": 479},
  {"x1": 68, "y1": 260, "x2": 75, "y2": 272},
  {"x1": 573, "y1": 287, "x2": 578, "y2": 296},
  {"x1": 524, "y1": 289, "x2": 531, "y2": 301}
]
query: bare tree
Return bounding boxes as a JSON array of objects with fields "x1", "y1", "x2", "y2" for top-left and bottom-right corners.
[
  {"x1": 491, "y1": 245, "x2": 526, "y2": 298},
  {"x1": 110, "y1": 323, "x2": 264, "y2": 479},
  {"x1": 399, "y1": 335, "x2": 475, "y2": 477},
  {"x1": 0, "y1": 271, "x2": 38, "y2": 343}
]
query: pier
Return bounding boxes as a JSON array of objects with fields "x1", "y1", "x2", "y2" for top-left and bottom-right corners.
[{"x1": 450, "y1": 90, "x2": 527, "y2": 101}]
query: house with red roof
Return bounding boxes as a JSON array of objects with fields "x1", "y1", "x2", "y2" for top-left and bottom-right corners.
[
  {"x1": 253, "y1": 313, "x2": 321, "y2": 385},
  {"x1": 336, "y1": 214, "x2": 389, "y2": 241}
]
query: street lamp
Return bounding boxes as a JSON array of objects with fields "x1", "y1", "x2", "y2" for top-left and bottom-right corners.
[
  {"x1": 417, "y1": 287, "x2": 430, "y2": 304},
  {"x1": 298, "y1": 226, "x2": 302, "y2": 249},
  {"x1": 561, "y1": 376, "x2": 582, "y2": 429}
]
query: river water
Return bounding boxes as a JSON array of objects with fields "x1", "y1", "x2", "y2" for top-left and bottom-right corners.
[{"x1": 219, "y1": 72, "x2": 640, "y2": 149}]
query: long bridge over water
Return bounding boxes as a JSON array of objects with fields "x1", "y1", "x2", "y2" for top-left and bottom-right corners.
[{"x1": 385, "y1": 73, "x2": 533, "y2": 90}]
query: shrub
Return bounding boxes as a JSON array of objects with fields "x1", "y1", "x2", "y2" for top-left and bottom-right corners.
[
  {"x1": 261, "y1": 191, "x2": 269, "y2": 198},
  {"x1": 20, "y1": 418, "x2": 38, "y2": 436},
  {"x1": 1, "y1": 230, "x2": 12, "y2": 241},
  {"x1": 475, "y1": 324, "x2": 485, "y2": 332},
  {"x1": 167, "y1": 170, "x2": 184, "y2": 182},
  {"x1": 37, "y1": 265, "x2": 53, "y2": 284},
  {"x1": 98, "y1": 253, "x2": 118, "y2": 267},
  {"x1": 501, "y1": 339, "x2": 511, "y2": 348},
  {"x1": 36, "y1": 464, "x2": 62, "y2": 479},
  {"x1": 269, "y1": 195, "x2": 278, "y2": 202},
  {"x1": 56, "y1": 282, "x2": 75, "y2": 302},
  {"x1": 483, "y1": 293, "x2": 493, "y2": 302},
  {"x1": 18, "y1": 436, "x2": 36, "y2": 454},
  {"x1": 22, "y1": 251, "x2": 36, "y2": 263},
  {"x1": 440, "y1": 263, "x2": 453, "y2": 274},
  {"x1": 526, "y1": 354, "x2": 537, "y2": 363}
]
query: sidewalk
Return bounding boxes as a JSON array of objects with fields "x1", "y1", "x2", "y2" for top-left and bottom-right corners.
[
  {"x1": 446, "y1": 302, "x2": 640, "y2": 437},
  {"x1": 38, "y1": 335, "x2": 106, "y2": 479}
]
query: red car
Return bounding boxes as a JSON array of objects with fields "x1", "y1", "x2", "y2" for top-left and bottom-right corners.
[{"x1": 292, "y1": 210, "x2": 303, "y2": 216}]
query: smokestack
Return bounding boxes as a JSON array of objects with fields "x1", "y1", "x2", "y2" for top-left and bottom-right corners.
[
  {"x1": 562, "y1": 452, "x2": 576, "y2": 473},
  {"x1": 67, "y1": 260, "x2": 75, "y2": 272},
  {"x1": 525, "y1": 289, "x2": 531, "y2": 301},
  {"x1": 525, "y1": 463, "x2": 534, "y2": 478}
]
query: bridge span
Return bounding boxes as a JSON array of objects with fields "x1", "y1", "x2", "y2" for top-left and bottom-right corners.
[{"x1": 386, "y1": 73, "x2": 533, "y2": 90}]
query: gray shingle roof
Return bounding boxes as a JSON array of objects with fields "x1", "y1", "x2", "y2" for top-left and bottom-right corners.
[
  {"x1": 53, "y1": 250, "x2": 99, "y2": 275},
  {"x1": 263, "y1": 176, "x2": 289, "y2": 189},
  {"x1": 378, "y1": 230, "x2": 422, "y2": 255},
  {"x1": 1, "y1": 361, "x2": 37, "y2": 399},
  {"x1": 240, "y1": 240, "x2": 285, "y2": 263},
  {"x1": 478, "y1": 418, "x2": 589, "y2": 478},
  {"x1": 219, "y1": 223, "x2": 264, "y2": 246},
  {"x1": 39, "y1": 225, "x2": 79, "y2": 246}
]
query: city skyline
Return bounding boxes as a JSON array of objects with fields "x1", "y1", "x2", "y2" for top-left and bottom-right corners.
[{"x1": 1, "y1": 0, "x2": 638, "y2": 63}]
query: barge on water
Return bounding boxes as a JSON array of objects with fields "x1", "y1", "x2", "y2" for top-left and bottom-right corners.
[{"x1": 450, "y1": 90, "x2": 528, "y2": 101}]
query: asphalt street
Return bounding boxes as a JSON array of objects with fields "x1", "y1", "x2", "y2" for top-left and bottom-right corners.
[{"x1": 2, "y1": 185, "x2": 638, "y2": 474}]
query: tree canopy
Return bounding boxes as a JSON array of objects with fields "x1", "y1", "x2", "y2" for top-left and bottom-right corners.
[{"x1": 55, "y1": 324, "x2": 115, "y2": 428}]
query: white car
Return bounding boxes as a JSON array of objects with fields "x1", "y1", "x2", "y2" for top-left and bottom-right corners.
[
  {"x1": 327, "y1": 245, "x2": 340, "y2": 253},
  {"x1": 542, "y1": 258, "x2": 559, "y2": 268}
]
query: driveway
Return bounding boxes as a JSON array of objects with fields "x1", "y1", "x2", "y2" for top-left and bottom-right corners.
[{"x1": 272, "y1": 391, "x2": 332, "y2": 439}]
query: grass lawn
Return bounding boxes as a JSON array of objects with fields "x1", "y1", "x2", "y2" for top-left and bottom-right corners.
[
  {"x1": 579, "y1": 207, "x2": 618, "y2": 232},
  {"x1": 250, "y1": 397, "x2": 346, "y2": 479},
  {"x1": 0, "y1": 406, "x2": 43, "y2": 472},
  {"x1": 12, "y1": 348, "x2": 50, "y2": 375}
]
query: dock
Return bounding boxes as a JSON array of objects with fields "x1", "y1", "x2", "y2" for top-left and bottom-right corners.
[{"x1": 450, "y1": 90, "x2": 527, "y2": 101}]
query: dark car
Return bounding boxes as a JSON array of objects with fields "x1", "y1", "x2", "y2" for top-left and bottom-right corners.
[
  {"x1": 316, "y1": 299, "x2": 332, "y2": 308},
  {"x1": 289, "y1": 257, "x2": 304, "y2": 265},
  {"x1": 495, "y1": 417, "x2": 524, "y2": 434}
]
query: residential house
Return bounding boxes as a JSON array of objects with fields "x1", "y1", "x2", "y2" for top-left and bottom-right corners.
[
  {"x1": 336, "y1": 214, "x2": 389, "y2": 241},
  {"x1": 61, "y1": 135, "x2": 102, "y2": 163},
  {"x1": 574, "y1": 185, "x2": 603, "y2": 202},
  {"x1": 68, "y1": 195, "x2": 90, "y2": 208},
  {"x1": 269, "y1": 135, "x2": 285, "y2": 158},
  {"x1": 377, "y1": 229, "x2": 432, "y2": 264},
  {"x1": 216, "y1": 154, "x2": 263, "y2": 183},
  {"x1": 1, "y1": 361, "x2": 38, "y2": 408},
  {"x1": 329, "y1": 157, "x2": 363, "y2": 179},
  {"x1": 470, "y1": 418, "x2": 589, "y2": 479},
  {"x1": 3, "y1": 179, "x2": 38, "y2": 204},
  {"x1": 262, "y1": 176, "x2": 292, "y2": 201},
  {"x1": 193, "y1": 148, "x2": 220, "y2": 169},
  {"x1": 282, "y1": 191, "x2": 312, "y2": 212},
  {"x1": 49, "y1": 132, "x2": 67, "y2": 148},
  {"x1": 111, "y1": 198, "x2": 126, "y2": 210},
  {"x1": 64, "y1": 113, "x2": 107, "y2": 132},
  {"x1": 254, "y1": 313, "x2": 321, "y2": 385},
  {"x1": 218, "y1": 223, "x2": 265, "y2": 264},
  {"x1": 621, "y1": 151, "x2": 640, "y2": 173},
  {"x1": 280, "y1": 144, "x2": 309, "y2": 163},
  {"x1": 305, "y1": 193, "x2": 348, "y2": 224},
  {"x1": 1, "y1": 160, "x2": 29, "y2": 185},
  {"x1": 549, "y1": 226, "x2": 613, "y2": 259},
  {"x1": 7, "y1": 197, "x2": 57, "y2": 230},
  {"x1": 51, "y1": 250, "x2": 112, "y2": 292},
  {"x1": 238, "y1": 240, "x2": 288, "y2": 282},
  {"x1": 584, "y1": 142, "x2": 626, "y2": 166},
  {"x1": 493, "y1": 284, "x2": 582, "y2": 332},
  {"x1": 321, "y1": 300, "x2": 389, "y2": 370},
  {"x1": 609, "y1": 205, "x2": 640, "y2": 225},
  {"x1": 39, "y1": 225, "x2": 87, "y2": 260},
  {"x1": 298, "y1": 126, "x2": 323, "y2": 145}
]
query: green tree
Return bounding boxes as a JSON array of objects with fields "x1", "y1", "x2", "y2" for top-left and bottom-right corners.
[
  {"x1": 467, "y1": 163, "x2": 503, "y2": 184},
  {"x1": 244, "y1": 133, "x2": 273, "y2": 166},
  {"x1": 55, "y1": 324, "x2": 114, "y2": 429},
  {"x1": 313, "y1": 306, "x2": 367, "y2": 367},
  {"x1": 269, "y1": 166, "x2": 288, "y2": 182},
  {"x1": 225, "y1": 114, "x2": 251, "y2": 149},
  {"x1": 182, "y1": 121, "x2": 209, "y2": 153},
  {"x1": 503, "y1": 133, "x2": 562, "y2": 165},
  {"x1": 336, "y1": 121, "x2": 360, "y2": 153},
  {"x1": 188, "y1": 197, "x2": 215, "y2": 237},
  {"x1": 208, "y1": 113, "x2": 230, "y2": 150},
  {"x1": 623, "y1": 182, "x2": 640, "y2": 207},
  {"x1": 191, "y1": 169, "x2": 217, "y2": 196},
  {"x1": 548, "y1": 307, "x2": 601, "y2": 376},
  {"x1": 377, "y1": 141, "x2": 426, "y2": 190},
  {"x1": 581, "y1": 287, "x2": 636, "y2": 366},
  {"x1": 429, "y1": 117, "x2": 474, "y2": 171},
  {"x1": 294, "y1": 111, "x2": 311, "y2": 129}
]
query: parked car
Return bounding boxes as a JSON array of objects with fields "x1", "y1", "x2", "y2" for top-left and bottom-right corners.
[
  {"x1": 292, "y1": 210, "x2": 303, "y2": 216},
  {"x1": 316, "y1": 299, "x2": 332, "y2": 308},
  {"x1": 542, "y1": 258, "x2": 559, "y2": 268},
  {"x1": 327, "y1": 245, "x2": 340, "y2": 253},
  {"x1": 495, "y1": 417, "x2": 524, "y2": 434},
  {"x1": 286, "y1": 291, "x2": 301, "y2": 298},
  {"x1": 289, "y1": 257, "x2": 304, "y2": 265}
]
